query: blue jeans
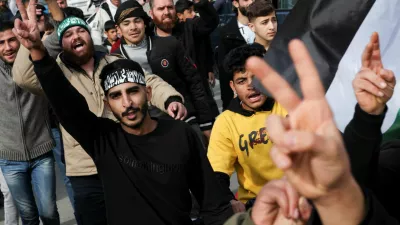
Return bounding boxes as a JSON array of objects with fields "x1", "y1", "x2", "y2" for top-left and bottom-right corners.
[
  {"x1": 0, "y1": 152, "x2": 60, "y2": 225},
  {"x1": 51, "y1": 128, "x2": 75, "y2": 209}
]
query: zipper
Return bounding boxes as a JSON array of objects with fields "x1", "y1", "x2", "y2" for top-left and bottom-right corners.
[{"x1": 14, "y1": 83, "x2": 31, "y2": 161}]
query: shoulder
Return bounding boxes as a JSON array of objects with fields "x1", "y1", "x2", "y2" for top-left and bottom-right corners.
[
  {"x1": 271, "y1": 102, "x2": 288, "y2": 117},
  {"x1": 213, "y1": 111, "x2": 235, "y2": 130}
]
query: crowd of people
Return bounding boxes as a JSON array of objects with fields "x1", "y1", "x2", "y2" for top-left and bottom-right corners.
[{"x1": 0, "y1": 0, "x2": 399, "y2": 224}]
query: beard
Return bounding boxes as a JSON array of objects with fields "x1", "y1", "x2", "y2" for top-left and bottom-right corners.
[
  {"x1": 238, "y1": 5, "x2": 248, "y2": 16},
  {"x1": 114, "y1": 99, "x2": 149, "y2": 129},
  {"x1": 63, "y1": 38, "x2": 95, "y2": 66},
  {"x1": 153, "y1": 14, "x2": 176, "y2": 33}
]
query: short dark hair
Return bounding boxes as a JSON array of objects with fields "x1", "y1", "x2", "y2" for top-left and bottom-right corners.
[
  {"x1": 175, "y1": 0, "x2": 193, "y2": 14},
  {"x1": 0, "y1": 20, "x2": 14, "y2": 33},
  {"x1": 247, "y1": 0, "x2": 275, "y2": 22},
  {"x1": 62, "y1": 7, "x2": 85, "y2": 20},
  {"x1": 104, "y1": 20, "x2": 116, "y2": 32},
  {"x1": 224, "y1": 44, "x2": 266, "y2": 80}
]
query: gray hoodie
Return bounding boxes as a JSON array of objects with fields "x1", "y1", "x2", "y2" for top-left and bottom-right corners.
[{"x1": 0, "y1": 59, "x2": 54, "y2": 161}]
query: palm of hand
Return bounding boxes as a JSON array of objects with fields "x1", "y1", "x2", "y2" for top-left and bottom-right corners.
[
  {"x1": 13, "y1": 0, "x2": 42, "y2": 50},
  {"x1": 285, "y1": 100, "x2": 349, "y2": 200},
  {"x1": 19, "y1": 21, "x2": 40, "y2": 48}
]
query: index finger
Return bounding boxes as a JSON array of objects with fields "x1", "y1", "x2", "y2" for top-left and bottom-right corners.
[
  {"x1": 289, "y1": 39, "x2": 325, "y2": 100},
  {"x1": 246, "y1": 57, "x2": 301, "y2": 112},
  {"x1": 16, "y1": 0, "x2": 29, "y2": 21},
  {"x1": 27, "y1": 0, "x2": 38, "y2": 21},
  {"x1": 361, "y1": 34, "x2": 374, "y2": 68}
]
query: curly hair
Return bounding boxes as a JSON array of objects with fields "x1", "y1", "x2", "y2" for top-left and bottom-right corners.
[{"x1": 223, "y1": 44, "x2": 266, "y2": 80}]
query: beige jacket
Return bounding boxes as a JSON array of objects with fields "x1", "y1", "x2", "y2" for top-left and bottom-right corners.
[{"x1": 13, "y1": 46, "x2": 183, "y2": 176}]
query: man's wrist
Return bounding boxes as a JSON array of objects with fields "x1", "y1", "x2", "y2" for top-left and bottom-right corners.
[
  {"x1": 30, "y1": 43, "x2": 46, "y2": 61},
  {"x1": 365, "y1": 105, "x2": 385, "y2": 116},
  {"x1": 314, "y1": 176, "x2": 365, "y2": 225}
]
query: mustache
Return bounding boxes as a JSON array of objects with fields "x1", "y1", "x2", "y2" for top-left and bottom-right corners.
[{"x1": 121, "y1": 106, "x2": 140, "y2": 117}]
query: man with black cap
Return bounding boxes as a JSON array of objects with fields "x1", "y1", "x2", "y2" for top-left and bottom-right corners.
[
  {"x1": 13, "y1": 2, "x2": 187, "y2": 223},
  {"x1": 13, "y1": 1, "x2": 234, "y2": 223},
  {"x1": 112, "y1": 1, "x2": 215, "y2": 143}
]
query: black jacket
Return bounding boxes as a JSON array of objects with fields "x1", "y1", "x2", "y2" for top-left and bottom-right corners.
[
  {"x1": 167, "y1": 0, "x2": 219, "y2": 62},
  {"x1": 113, "y1": 36, "x2": 214, "y2": 130},
  {"x1": 216, "y1": 18, "x2": 246, "y2": 110}
]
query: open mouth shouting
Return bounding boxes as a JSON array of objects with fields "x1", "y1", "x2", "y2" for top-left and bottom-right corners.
[
  {"x1": 72, "y1": 41, "x2": 86, "y2": 53},
  {"x1": 247, "y1": 91, "x2": 262, "y2": 103}
]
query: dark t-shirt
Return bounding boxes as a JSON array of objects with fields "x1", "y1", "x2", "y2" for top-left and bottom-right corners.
[{"x1": 32, "y1": 53, "x2": 233, "y2": 225}]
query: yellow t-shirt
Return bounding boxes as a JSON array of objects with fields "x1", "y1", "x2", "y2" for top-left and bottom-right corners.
[{"x1": 207, "y1": 99, "x2": 287, "y2": 203}]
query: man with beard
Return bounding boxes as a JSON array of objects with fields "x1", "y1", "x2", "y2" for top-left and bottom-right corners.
[
  {"x1": 149, "y1": 0, "x2": 220, "y2": 139},
  {"x1": 13, "y1": 3, "x2": 234, "y2": 223},
  {"x1": 217, "y1": 0, "x2": 254, "y2": 110},
  {"x1": 112, "y1": 1, "x2": 214, "y2": 144},
  {"x1": 13, "y1": 14, "x2": 187, "y2": 225},
  {"x1": 0, "y1": 20, "x2": 60, "y2": 225},
  {"x1": 0, "y1": 0, "x2": 13, "y2": 21}
]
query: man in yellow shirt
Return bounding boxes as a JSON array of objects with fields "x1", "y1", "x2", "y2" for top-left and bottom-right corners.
[{"x1": 208, "y1": 44, "x2": 287, "y2": 213}]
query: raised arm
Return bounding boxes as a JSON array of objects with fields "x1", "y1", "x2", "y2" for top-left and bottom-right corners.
[
  {"x1": 13, "y1": 0, "x2": 107, "y2": 159},
  {"x1": 192, "y1": 0, "x2": 219, "y2": 36}
]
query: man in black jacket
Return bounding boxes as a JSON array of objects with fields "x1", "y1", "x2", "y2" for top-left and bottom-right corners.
[
  {"x1": 112, "y1": 1, "x2": 215, "y2": 143},
  {"x1": 13, "y1": 1, "x2": 234, "y2": 224},
  {"x1": 217, "y1": 0, "x2": 254, "y2": 110},
  {"x1": 175, "y1": 0, "x2": 220, "y2": 128}
]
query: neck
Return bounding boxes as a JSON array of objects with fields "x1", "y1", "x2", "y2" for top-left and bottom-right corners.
[
  {"x1": 241, "y1": 102, "x2": 255, "y2": 112},
  {"x1": 122, "y1": 113, "x2": 158, "y2": 136},
  {"x1": 124, "y1": 36, "x2": 146, "y2": 46},
  {"x1": 80, "y1": 57, "x2": 95, "y2": 78},
  {"x1": 155, "y1": 27, "x2": 172, "y2": 37},
  {"x1": 255, "y1": 36, "x2": 270, "y2": 50},
  {"x1": 108, "y1": 38, "x2": 116, "y2": 45},
  {"x1": 237, "y1": 13, "x2": 249, "y2": 25}
]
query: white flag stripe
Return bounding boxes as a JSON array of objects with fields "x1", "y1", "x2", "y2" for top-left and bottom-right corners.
[{"x1": 326, "y1": 0, "x2": 400, "y2": 132}]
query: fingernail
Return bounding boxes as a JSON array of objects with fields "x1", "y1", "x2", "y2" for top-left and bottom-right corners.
[
  {"x1": 293, "y1": 209, "x2": 299, "y2": 219},
  {"x1": 284, "y1": 135, "x2": 296, "y2": 146},
  {"x1": 380, "y1": 82, "x2": 387, "y2": 88},
  {"x1": 378, "y1": 91, "x2": 384, "y2": 97}
]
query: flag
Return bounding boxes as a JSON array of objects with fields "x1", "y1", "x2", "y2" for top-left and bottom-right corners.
[
  {"x1": 253, "y1": 0, "x2": 400, "y2": 138},
  {"x1": 252, "y1": 0, "x2": 375, "y2": 97},
  {"x1": 325, "y1": 0, "x2": 400, "y2": 136}
]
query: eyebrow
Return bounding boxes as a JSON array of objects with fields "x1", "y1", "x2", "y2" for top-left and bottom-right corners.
[{"x1": 127, "y1": 86, "x2": 140, "y2": 92}]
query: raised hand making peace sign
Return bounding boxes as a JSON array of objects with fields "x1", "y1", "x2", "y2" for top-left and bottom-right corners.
[
  {"x1": 13, "y1": 0, "x2": 44, "y2": 51},
  {"x1": 354, "y1": 32, "x2": 396, "y2": 115},
  {"x1": 246, "y1": 40, "x2": 365, "y2": 225}
]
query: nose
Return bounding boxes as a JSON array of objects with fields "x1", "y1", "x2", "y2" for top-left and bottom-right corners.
[
  {"x1": 247, "y1": 78, "x2": 254, "y2": 89},
  {"x1": 4, "y1": 41, "x2": 13, "y2": 51},
  {"x1": 122, "y1": 93, "x2": 132, "y2": 108}
]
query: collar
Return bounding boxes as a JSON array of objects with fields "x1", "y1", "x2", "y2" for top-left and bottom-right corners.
[
  {"x1": 0, "y1": 58, "x2": 12, "y2": 73},
  {"x1": 119, "y1": 36, "x2": 151, "y2": 59},
  {"x1": 122, "y1": 36, "x2": 147, "y2": 48},
  {"x1": 227, "y1": 97, "x2": 275, "y2": 117}
]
